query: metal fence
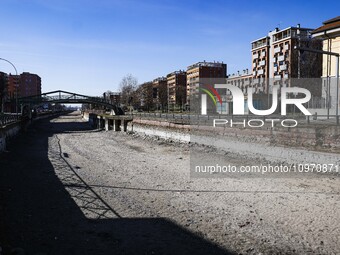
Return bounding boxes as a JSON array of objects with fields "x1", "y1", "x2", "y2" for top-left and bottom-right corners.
[{"x1": 0, "y1": 114, "x2": 20, "y2": 127}]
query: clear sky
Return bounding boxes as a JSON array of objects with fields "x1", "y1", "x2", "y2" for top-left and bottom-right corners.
[{"x1": 0, "y1": 0, "x2": 339, "y2": 96}]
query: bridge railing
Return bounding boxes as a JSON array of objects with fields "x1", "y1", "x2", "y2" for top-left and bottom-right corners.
[{"x1": 17, "y1": 90, "x2": 123, "y2": 115}]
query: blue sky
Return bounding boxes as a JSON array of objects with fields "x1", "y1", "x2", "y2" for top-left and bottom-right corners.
[{"x1": 0, "y1": 0, "x2": 339, "y2": 96}]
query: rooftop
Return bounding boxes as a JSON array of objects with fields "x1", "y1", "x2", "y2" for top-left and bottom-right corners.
[
  {"x1": 252, "y1": 25, "x2": 314, "y2": 46},
  {"x1": 166, "y1": 70, "x2": 186, "y2": 78},
  {"x1": 187, "y1": 61, "x2": 225, "y2": 70},
  {"x1": 152, "y1": 77, "x2": 167, "y2": 83},
  {"x1": 312, "y1": 16, "x2": 340, "y2": 35},
  {"x1": 228, "y1": 69, "x2": 251, "y2": 78}
]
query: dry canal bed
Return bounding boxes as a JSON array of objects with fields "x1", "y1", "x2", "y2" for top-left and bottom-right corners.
[{"x1": 0, "y1": 112, "x2": 339, "y2": 255}]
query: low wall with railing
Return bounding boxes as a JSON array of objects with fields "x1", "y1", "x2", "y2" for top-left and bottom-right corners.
[
  {"x1": 0, "y1": 111, "x2": 69, "y2": 153},
  {"x1": 0, "y1": 114, "x2": 20, "y2": 127},
  {"x1": 0, "y1": 121, "x2": 22, "y2": 152}
]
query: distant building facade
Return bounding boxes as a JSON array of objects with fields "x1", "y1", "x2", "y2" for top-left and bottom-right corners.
[
  {"x1": 312, "y1": 16, "x2": 340, "y2": 78},
  {"x1": 251, "y1": 25, "x2": 322, "y2": 93},
  {"x1": 19, "y1": 72, "x2": 41, "y2": 98},
  {"x1": 0, "y1": 72, "x2": 8, "y2": 112},
  {"x1": 166, "y1": 70, "x2": 186, "y2": 110},
  {"x1": 7, "y1": 74, "x2": 20, "y2": 99},
  {"x1": 311, "y1": 16, "x2": 340, "y2": 113},
  {"x1": 0, "y1": 71, "x2": 41, "y2": 112},
  {"x1": 103, "y1": 91, "x2": 121, "y2": 105},
  {"x1": 186, "y1": 61, "x2": 227, "y2": 105},
  {"x1": 227, "y1": 69, "x2": 253, "y2": 94}
]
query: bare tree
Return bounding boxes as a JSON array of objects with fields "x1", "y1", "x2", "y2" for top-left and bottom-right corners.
[
  {"x1": 139, "y1": 82, "x2": 154, "y2": 111},
  {"x1": 176, "y1": 85, "x2": 186, "y2": 110},
  {"x1": 158, "y1": 82, "x2": 168, "y2": 111},
  {"x1": 119, "y1": 74, "x2": 138, "y2": 108}
]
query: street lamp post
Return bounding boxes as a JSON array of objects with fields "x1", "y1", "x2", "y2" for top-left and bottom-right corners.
[
  {"x1": 294, "y1": 46, "x2": 340, "y2": 124},
  {"x1": 0, "y1": 58, "x2": 19, "y2": 115}
]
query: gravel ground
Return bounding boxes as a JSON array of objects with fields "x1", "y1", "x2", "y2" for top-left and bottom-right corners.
[{"x1": 0, "y1": 112, "x2": 339, "y2": 255}]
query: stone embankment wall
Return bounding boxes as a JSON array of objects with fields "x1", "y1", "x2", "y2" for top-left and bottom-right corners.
[
  {"x1": 131, "y1": 118, "x2": 340, "y2": 150},
  {"x1": 129, "y1": 118, "x2": 340, "y2": 165}
]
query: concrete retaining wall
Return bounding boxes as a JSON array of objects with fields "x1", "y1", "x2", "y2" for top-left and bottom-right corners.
[
  {"x1": 0, "y1": 122, "x2": 21, "y2": 153},
  {"x1": 130, "y1": 118, "x2": 340, "y2": 151},
  {"x1": 129, "y1": 118, "x2": 340, "y2": 165}
]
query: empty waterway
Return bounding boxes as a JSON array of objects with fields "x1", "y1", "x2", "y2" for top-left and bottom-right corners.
[{"x1": 0, "y1": 112, "x2": 339, "y2": 254}]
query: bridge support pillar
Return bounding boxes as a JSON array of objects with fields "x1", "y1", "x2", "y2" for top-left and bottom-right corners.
[
  {"x1": 105, "y1": 119, "x2": 114, "y2": 131},
  {"x1": 113, "y1": 120, "x2": 121, "y2": 131},
  {"x1": 97, "y1": 116, "x2": 105, "y2": 129},
  {"x1": 123, "y1": 120, "x2": 128, "y2": 132}
]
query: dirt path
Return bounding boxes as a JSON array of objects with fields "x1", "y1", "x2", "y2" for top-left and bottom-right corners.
[{"x1": 1, "y1": 112, "x2": 339, "y2": 254}]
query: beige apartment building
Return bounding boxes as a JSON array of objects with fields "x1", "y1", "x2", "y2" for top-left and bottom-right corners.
[
  {"x1": 166, "y1": 70, "x2": 186, "y2": 110},
  {"x1": 312, "y1": 16, "x2": 340, "y2": 78},
  {"x1": 311, "y1": 16, "x2": 340, "y2": 114},
  {"x1": 227, "y1": 69, "x2": 253, "y2": 94},
  {"x1": 186, "y1": 61, "x2": 226, "y2": 105}
]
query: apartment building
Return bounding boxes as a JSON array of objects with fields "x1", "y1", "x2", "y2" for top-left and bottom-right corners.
[
  {"x1": 252, "y1": 25, "x2": 322, "y2": 92},
  {"x1": 186, "y1": 61, "x2": 227, "y2": 105},
  {"x1": 19, "y1": 72, "x2": 42, "y2": 97},
  {"x1": 227, "y1": 69, "x2": 253, "y2": 94},
  {"x1": 0, "y1": 72, "x2": 8, "y2": 112},
  {"x1": 103, "y1": 91, "x2": 121, "y2": 105},
  {"x1": 251, "y1": 36, "x2": 270, "y2": 81},
  {"x1": 311, "y1": 16, "x2": 340, "y2": 113},
  {"x1": 166, "y1": 70, "x2": 186, "y2": 109},
  {"x1": 7, "y1": 74, "x2": 20, "y2": 99},
  {"x1": 312, "y1": 16, "x2": 340, "y2": 78}
]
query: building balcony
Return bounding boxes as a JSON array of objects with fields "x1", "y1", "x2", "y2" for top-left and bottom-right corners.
[
  {"x1": 259, "y1": 60, "x2": 266, "y2": 66},
  {"x1": 253, "y1": 53, "x2": 259, "y2": 59},
  {"x1": 253, "y1": 71, "x2": 257, "y2": 76},
  {"x1": 274, "y1": 75, "x2": 281, "y2": 79},
  {"x1": 273, "y1": 66, "x2": 278, "y2": 72},
  {"x1": 284, "y1": 44, "x2": 289, "y2": 50},
  {"x1": 274, "y1": 47, "x2": 281, "y2": 54},
  {"x1": 278, "y1": 55, "x2": 285, "y2": 62},
  {"x1": 280, "y1": 64, "x2": 287, "y2": 71},
  {"x1": 261, "y1": 51, "x2": 266, "y2": 57},
  {"x1": 258, "y1": 69, "x2": 264, "y2": 75}
]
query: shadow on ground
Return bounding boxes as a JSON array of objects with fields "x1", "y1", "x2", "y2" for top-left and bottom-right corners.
[{"x1": 0, "y1": 113, "x2": 234, "y2": 255}]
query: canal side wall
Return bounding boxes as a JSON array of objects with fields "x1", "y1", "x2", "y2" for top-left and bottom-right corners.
[
  {"x1": 0, "y1": 112, "x2": 69, "y2": 153},
  {"x1": 79, "y1": 113, "x2": 340, "y2": 154},
  {"x1": 129, "y1": 118, "x2": 340, "y2": 152},
  {"x1": 0, "y1": 122, "x2": 21, "y2": 152},
  {"x1": 129, "y1": 118, "x2": 340, "y2": 165}
]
